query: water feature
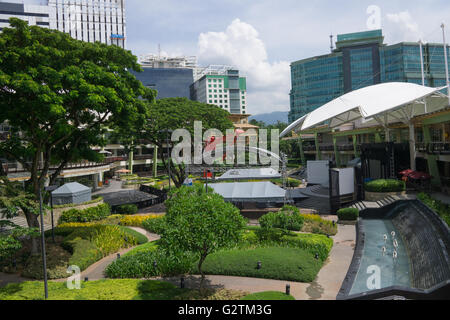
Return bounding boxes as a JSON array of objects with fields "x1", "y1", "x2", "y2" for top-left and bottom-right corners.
[{"x1": 349, "y1": 219, "x2": 411, "y2": 295}]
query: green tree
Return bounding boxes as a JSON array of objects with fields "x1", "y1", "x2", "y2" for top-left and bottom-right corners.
[
  {"x1": 144, "y1": 98, "x2": 234, "y2": 187},
  {"x1": 0, "y1": 18, "x2": 155, "y2": 240},
  {"x1": 0, "y1": 177, "x2": 40, "y2": 254},
  {"x1": 161, "y1": 185, "x2": 246, "y2": 288}
]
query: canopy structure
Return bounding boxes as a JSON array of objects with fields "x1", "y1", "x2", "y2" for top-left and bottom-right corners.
[
  {"x1": 51, "y1": 182, "x2": 91, "y2": 205},
  {"x1": 281, "y1": 82, "x2": 449, "y2": 171},
  {"x1": 217, "y1": 168, "x2": 281, "y2": 181},
  {"x1": 282, "y1": 82, "x2": 448, "y2": 136},
  {"x1": 208, "y1": 182, "x2": 286, "y2": 203}
]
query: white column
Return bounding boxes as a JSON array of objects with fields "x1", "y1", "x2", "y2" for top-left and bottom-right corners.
[{"x1": 409, "y1": 122, "x2": 417, "y2": 171}]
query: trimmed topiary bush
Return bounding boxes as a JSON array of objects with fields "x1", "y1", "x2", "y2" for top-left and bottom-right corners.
[
  {"x1": 337, "y1": 208, "x2": 359, "y2": 221},
  {"x1": 365, "y1": 179, "x2": 406, "y2": 193}
]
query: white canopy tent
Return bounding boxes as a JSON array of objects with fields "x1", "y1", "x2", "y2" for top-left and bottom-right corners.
[{"x1": 281, "y1": 82, "x2": 449, "y2": 170}]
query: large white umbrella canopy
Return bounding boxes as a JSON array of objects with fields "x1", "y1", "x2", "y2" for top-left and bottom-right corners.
[{"x1": 282, "y1": 82, "x2": 449, "y2": 171}]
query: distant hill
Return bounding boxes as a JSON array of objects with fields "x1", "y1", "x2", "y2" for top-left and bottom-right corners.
[{"x1": 249, "y1": 111, "x2": 289, "y2": 125}]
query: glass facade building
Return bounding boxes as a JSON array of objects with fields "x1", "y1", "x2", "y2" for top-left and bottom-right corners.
[
  {"x1": 131, "y1": 67, "x2": 194, "y2": 99},
  {"x1": 0, "y1": 1, "x2": 56, "y2": 32},
  {"x1": 289, "y1": 29, "x2": 450, "y2": 123}
]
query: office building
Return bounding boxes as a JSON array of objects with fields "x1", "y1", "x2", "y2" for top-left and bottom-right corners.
[
  {"x1": 0, "y1": 0, "x2": 56, "y2": 32},
  {"x1": 190, "y1": 66, "x2": 247, "y2": 114},
  {"x1": 289, "y1": 29, "x2": 450, "y2": 123},
  {"x1": 48, "y1": 0, "x2": 126, "y2": 48}
]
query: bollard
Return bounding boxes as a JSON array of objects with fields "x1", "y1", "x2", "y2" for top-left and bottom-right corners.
[
  {"x1": 84, "y1": 277, "x2": 89, "y2": 282},
  {"x1": 117, "y1": 253, "x2": 121, "y2": 259},
  {"x1": 180, "y1": 277, "x2": 185, "y2": 289},
  {"x1": 153, "y1": 261, "x2": 157, "y2": 269},
  {"x1": 315, "y1": 253, "x2": 319, "y2": 260},
  {"x1": 257, "y1": 261, "x2": 262, "y2": 270},
  {"x1": 286, "y1": 284, "x2": 291, "y2": 295}
]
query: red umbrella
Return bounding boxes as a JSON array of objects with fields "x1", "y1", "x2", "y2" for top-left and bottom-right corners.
[
  {"x1": 408, "y1": 171, "x2": 431, "y2": 180},
  {"x1": 399, "y1": 169, "x2": 414, "y2": 176}
]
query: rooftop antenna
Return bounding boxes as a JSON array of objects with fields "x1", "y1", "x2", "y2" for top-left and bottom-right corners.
[{"x1": 330, "y1": 34, "x2": 334, "y2": 52}]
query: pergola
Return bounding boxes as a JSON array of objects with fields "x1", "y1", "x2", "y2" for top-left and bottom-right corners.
[{"x1": 281, "y1": 82, "x2": 449, "y2": 171}]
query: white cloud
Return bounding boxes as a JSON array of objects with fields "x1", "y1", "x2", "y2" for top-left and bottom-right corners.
[
  {"x1": 197, "y1": 19, "x2": 290, "y2": 115},
  {"x1": 385, "y1": 11, "x2": 424, "y2": 42}
]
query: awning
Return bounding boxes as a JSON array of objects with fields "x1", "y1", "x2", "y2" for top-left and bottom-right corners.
[{"x1": 208, "y1": 182, "x2": 286, "y2": 203}]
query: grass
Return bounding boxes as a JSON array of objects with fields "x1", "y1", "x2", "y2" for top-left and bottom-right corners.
[
  {"x1": 241, "y1": 291, "x2": 295, "y2": 300},
  {"x1": 0, "y1": 280, "x2": 248, "y2": 300},
  {"x1": 0, "y1": 280, "x2": 190, "y2": 300},
  {"x1": 201, "y1": 247, "x2": 323, "y2": 282}
]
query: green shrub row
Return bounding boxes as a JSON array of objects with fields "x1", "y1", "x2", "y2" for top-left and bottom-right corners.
[
  {"x1": 337, "y1": 208, "x2": 359, "y2": 221},
  {"x1": 417, "y1": 193, "x2": 450, "y2": 227},
  {"x1": 105, "y1": 249, "x2": 195, "y2": 279},
  {"x1": 142, "y1": 216, "x2": 167, "y2": 234},
  {"x1": 115, "y1": 204, "x2": 138, "y2": 215},
  {"x1": 58, "y1": 203, "x2": 111, "y2": 224},
  {"x1": 365, "y1": 179, "x2": 406, "y2": 193}
]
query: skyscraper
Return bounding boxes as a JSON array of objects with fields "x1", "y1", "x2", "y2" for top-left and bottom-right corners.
[
  {"x1": 48, "y1": 0, "x2": 126, "y2": 48},
  {"x1": 0, "y1": 0, "x2": 56, "y2": 32},
  {"x1": 289, "y1": 29, "x2": 450, "y2": 123}
]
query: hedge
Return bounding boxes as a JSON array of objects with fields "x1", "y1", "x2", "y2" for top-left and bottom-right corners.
[
  {"x1": 58, "y1": 203, "x2": 111, "y2": 224},
  {"x1": 241, "y1": 291, "x2": 295, "y2": 300},
  {"x1": 115, "y1": 204, "x2": 138, "y2": 215},
  {"x1": 118, "y1": 226, "x2": 148, "y2": 245},
  {"x1": 259, "y1": 205, "x2": 304, "y2": 231},
  {"x1": 142, "y1": 216, "x2": 166, "y2": 234},
  {"x1": 119, "y1": 214, "x2": 162, "y2": 227},
  {"x1": 365, "y1": 179, "x2": 406, "y2": 193},
  {"x1": 53, "y1": 196, "x2": 103, "y2": 209},
  {"x1": 337, "y1": 208, "x2": 359, "y2": 221}
]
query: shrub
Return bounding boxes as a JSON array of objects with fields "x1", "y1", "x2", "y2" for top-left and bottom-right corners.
[
  {"x1": 365, "y1": 179, "x2": 406, "y2": 193},
  {"x1": 0, "y1": 236, "x2": 22, "y2": 260},
  {"x1": 302, "y1": 214, "x2": 337, "y2": 236},
  {"x1": 142, "y1": 216, "x2": 167, "y2": 234},
  {"x1": 118, "y1": 226, "x2": 148, "y2": 245},
  {"x1": 259, "y1": 206, "x2": 304, "y2": 231},
  {"x1": 58, "y1": 203, "x2": 111, "y2": 224},
  {"x1": 115, "y1": 204, "x2": 138, "y2": 215},
  {"x1": 64, "y1": 238, "x2": 102, "y2": 271},
  {"x1": 105, "y1": 248, "x2": 195, "y2": 279},
  {"x1": 120, "y1": 214, "x2": 162, "y2": 227},
  {"x1": 337, "y1": 208, "x2": 359, "y2": 221},
  {"x1": 417, "y1": 193, "x2": 450, "y2": 227}
]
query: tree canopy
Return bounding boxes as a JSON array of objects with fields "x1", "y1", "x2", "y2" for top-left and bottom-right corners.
[
  {"x1": 0, "y1": 18, "x2": 156, "y2": 244},
  {"x1": 144, "y1": 98, "x2": 234, "y2": 187},
  {"x1": 161, "y1": 184, "x2": 246, "y2": 288}
]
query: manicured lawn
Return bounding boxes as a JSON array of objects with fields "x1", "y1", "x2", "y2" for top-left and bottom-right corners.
[
  {"x1": 201, "y1": 247, "x2": 323, "y2": 282},
  {"x1": 241, "y1": 291, "x2": 295, "y2": 300},
  {"x1": 0, "y1": 279, "x2": 190, "y2": 300}
]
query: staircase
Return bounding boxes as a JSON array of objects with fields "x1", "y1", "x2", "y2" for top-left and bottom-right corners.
[{"x1": 349, "y1": 194, "x2": 417, "y2": 211}]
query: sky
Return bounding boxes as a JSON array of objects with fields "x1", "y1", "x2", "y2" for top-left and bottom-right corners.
[{"x1": 27, "y1": 0, "x2": 450, "y2": 115}]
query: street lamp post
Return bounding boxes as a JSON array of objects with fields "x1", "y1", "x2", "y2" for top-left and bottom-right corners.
[
  {"x1": 38, "y1": 186, "x2": 48, "y2": 299},
  {"x1": 45, "y1": 185, "x2": 59, "y2": 243},
  {"x1": 162, "y1": 129, "x2": 173, "y2": 192}
]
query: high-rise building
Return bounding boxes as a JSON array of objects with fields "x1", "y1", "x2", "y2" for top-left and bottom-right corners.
[
  {"x1": 48, "y1": 0, "x2": 126, "y2": 48},
  {"x1": 0, "y1": 0, "x2": 56, "y2": 32},
  {"x1": 190, "y1": 66, "x2": 247, "y2": 114},
  {"x1": 0, "y1": 1, "x2": 126, "y2": 48},
  {"x1": 289, "y1": 29, "x2": 450, "y2": 123}
]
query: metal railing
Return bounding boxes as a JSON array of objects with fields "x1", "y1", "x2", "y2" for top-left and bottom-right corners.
[{"x1": 416, "y1": 142, "x2": 450, "y2": 155}]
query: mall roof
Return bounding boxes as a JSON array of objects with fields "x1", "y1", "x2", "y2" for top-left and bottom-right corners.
[
  {"x1": 281, "y1": 82, "x2": 448, "y2": 137},
  {"x1": 208, "y1": 182, "x2": 286, "y2": 203}
]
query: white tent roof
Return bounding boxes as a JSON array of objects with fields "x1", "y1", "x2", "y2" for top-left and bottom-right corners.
[
  {"x1": 217, "y1": 168, "x2": 281, "y2": 180},
  {"x1": 282, "y1": 82, "x2": 448, "y2": 136},
  {"x1": 52, "y1": 182, "x2": 91, "y2": 196},
  {"x1": 208, "y1": 182, "x2": 286, "y2": 202}
]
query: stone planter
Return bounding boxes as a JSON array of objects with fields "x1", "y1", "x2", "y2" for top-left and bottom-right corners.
[{"x1": 365, "y1": 191, "x2": 406, "y2": 202}]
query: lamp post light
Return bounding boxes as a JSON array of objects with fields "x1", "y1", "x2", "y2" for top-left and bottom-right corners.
[
  {"x1": 38, "y1": 186, "x2": 48, "y2": 300},
  {"x1": 162, "y1": 129, "x2": 173, "y2": 193}
]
